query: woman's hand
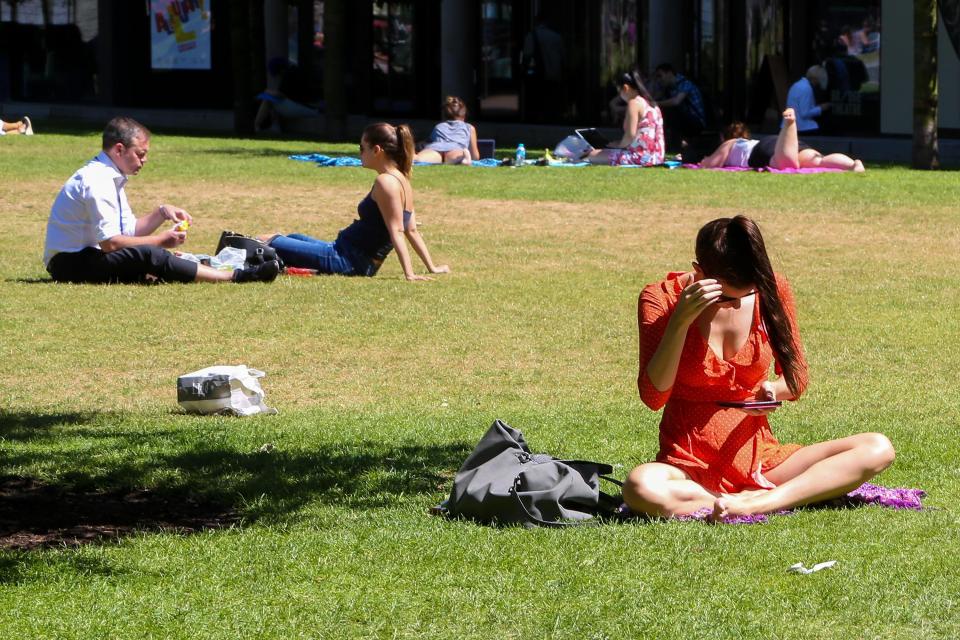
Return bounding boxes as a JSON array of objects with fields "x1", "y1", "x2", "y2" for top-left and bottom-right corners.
[
  {"x1": 672, "y1": 277, "x2": 723, "y2": 327},
  {"x1": 405, "y1": 273, "x2": 434, "y2": 282},
  {"x1": 429, "y1": 264, "x2": 450, "y2": 274},
  {"x1": 743, "y1": 381, "x2": 778, "y2": 416}
]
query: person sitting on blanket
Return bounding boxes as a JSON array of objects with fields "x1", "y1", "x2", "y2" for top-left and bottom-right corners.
[
  {"x1": 700, "y1": 108, "x2": 865, "y2": 172},
  {"x1": 626, "y1": 215, "x2": 894, "y2": 521},
  {"x1": 413, "y1": 96, "x2": 480, "y2": 165},
  {"x1": 259, "y1": 123, "x2": 451, "y2": 281},
  {"x1": 587, "y1": 70, "x2": 664, "y2": 167}
]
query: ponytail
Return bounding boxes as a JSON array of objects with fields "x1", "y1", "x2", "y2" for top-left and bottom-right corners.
[
  {"x1": 362, "y1": 122, "x2": 415, "y2": 177},
  {"x1": 695, "y1": 216, "x2": 804, "y2": 396},
  {"x1": 618, "y1": 69, "x2": 657, "y2": 107}
]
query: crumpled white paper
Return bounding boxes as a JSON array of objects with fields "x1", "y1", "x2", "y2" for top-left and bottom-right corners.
[{"x1": 788, "y1": 560, "x2": 837, "y2": 575}]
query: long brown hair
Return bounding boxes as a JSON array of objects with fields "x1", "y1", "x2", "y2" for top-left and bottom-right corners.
[
  {"x1": 695, "y1": 216, "x2": 804, "y2": 396},
  {"x1": 723, "y1": 121, "x2": 751, "y2": 141},
  {"x1": 618, "y1": 70, "x2": 657, "y2": 107},
  {"x1": 363, "y1": 122, "x2": 415, "y2": 177}
]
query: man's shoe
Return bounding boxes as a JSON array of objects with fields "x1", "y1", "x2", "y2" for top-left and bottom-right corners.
[
  {"x1": 232, "y1": 259, "x2": 280, "y2": 283},
  {"x1": 22, "y1": 116, "x2": 34, "y2": 135}
]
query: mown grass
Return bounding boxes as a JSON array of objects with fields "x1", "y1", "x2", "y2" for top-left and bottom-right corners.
[{"x1": 0, "y1": 129, "x2": 958, "y2": 639}]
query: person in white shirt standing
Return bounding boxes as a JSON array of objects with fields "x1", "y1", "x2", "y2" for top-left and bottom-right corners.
[
  {"x1": 44, "y1": 116, "x2": 278, "y2": 284},
  {"x1": 783, "y1": 65, "x2": 830, "y2": 133}
]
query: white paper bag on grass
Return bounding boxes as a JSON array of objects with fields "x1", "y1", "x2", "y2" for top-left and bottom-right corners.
[{"x1": 177, "y1": 365, "x2": 278, "y2": 416}]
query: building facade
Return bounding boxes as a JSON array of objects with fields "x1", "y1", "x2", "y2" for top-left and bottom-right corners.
[{"x1": 1, "y1": 0, "x2": 957, "y2": 136}]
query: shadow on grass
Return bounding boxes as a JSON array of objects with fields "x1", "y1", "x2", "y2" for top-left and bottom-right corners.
[
  {"x1": 195, "y1": 146, "x2": 355, "y2": 159},
  {"x1": 0, "y1": 410, "x2": 469, "y2": 551}
]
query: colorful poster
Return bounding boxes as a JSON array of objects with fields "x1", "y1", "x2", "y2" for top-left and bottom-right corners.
[{"x1": 150, "y1": 0, "x2": 212, "y2": 70}]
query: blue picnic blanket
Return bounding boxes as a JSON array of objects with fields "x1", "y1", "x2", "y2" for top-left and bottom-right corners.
[
  {"x1": 289, "y1": 154, "x2": 503, "y2": 167},
  {"x1": 288, "y1": 154, "x2": 679, "y2": 169}
]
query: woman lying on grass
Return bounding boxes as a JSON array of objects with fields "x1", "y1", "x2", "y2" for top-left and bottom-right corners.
[
  {"x1": 699, "y1": 108, "x2": 865, "y2": 172},
  {"x1": 259, "y1": 123, "x2": 450, "y2": 281},
  {"x1": 626, "y1": 215, "x2": 894, "y2": 521}
]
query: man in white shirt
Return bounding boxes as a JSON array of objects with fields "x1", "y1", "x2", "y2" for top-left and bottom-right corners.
[
  {"x1": 783, "y1": 66, "x2": 830, "y2": 133},
  {"x1": 44, "y1": 116, "x2": 278, "y2": 284}
]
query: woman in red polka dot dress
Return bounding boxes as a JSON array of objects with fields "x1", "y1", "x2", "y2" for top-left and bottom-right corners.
[{"x1": 625, "y1": 216, "x2": 895, "y2": 520}]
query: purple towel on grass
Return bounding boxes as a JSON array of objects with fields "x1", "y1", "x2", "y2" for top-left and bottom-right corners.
[{"x1": 616, "y1": 483, "x2": 926, "y2": 525}]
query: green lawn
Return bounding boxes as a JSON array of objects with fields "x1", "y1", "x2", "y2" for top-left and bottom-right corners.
[{"x1": 0, "y1": 130, "x2": 958, "y2": 639}]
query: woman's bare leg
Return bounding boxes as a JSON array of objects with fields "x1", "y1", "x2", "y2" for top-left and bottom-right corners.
[
  {"x1": 413, "y1": 149, "x2": 443, "y2": 164},
  {"x1": 587, "y1": 148, "x2": 614, "y2": 165},
  {"x1": 712, "y1": 433, "x2": 895, "y2": 520},
  {"x1": 798, "y1": 149, "x2": 864, "y2": 172},
  {"x1": 443, "y1": 148, "x2": 471, "y2": 165},
  {"x1": 623, "y1": 462, "x2": 719, "y2": 517},
  {"x1": 770, "y1": 108, "x2": 800, "y2": 169},
  {"x1": 2, "y1": 120, "x2": 25, "y2": 134}
]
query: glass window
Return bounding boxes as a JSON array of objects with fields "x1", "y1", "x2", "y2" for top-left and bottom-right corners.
[
  {"x1": 1, "y1": 0, "x2": 99, "y2": 101},
  {"x1": 807, "y1": 1, "x2": 880, "y2": 132},
  {"x1": 372, "y1": 0, "x2": 415, "y2": 113},
  {"x1": 479, "y1": 0, "x2": 518, "y2": 115},
  {"x1": 600, "y1": 0, "x2": 637, "y2": 87}
]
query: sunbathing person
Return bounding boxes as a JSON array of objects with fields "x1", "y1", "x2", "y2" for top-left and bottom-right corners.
[
  {"x1": 414, "y1": 96, "x2": 480, "y2": 165},
  {"x1": 700, "y1": 108, "x2": 865, "y2": 172},
  {"x1": 588, "y1": 70, "x2": 664, "y2": 166},
  {"x1": 626, "y1": 215, "x2": 894, "y2": 520},
  {"x1": 1, "y1": 116, "x2": 33, "y2": 135},
  {"x1": 260, "y1": 123, "x2": 450, "y2": 281}
]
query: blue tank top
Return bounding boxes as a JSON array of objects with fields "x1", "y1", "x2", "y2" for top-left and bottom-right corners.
[
  {"x1": 425, "y1": 120, "x2": 471, "y2": 152},
  {"x1": 335, "y1": 175, "x2": 413, "y2": 270}
]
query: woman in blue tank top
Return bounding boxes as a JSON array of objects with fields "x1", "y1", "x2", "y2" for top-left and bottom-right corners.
[
  {"x1": 258, "y1": 123, "x2": 451, "y2": 280},
  {"x1": 413, "y1": 96, "x2": 480, "y2": 165}
]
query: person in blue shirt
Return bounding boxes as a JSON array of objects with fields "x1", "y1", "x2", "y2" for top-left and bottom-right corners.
[
  {"x1": 654, "y1": 63, "x2": 707, "y2": 147},
  {"x1": 784, "y1": 65, "x2": 831, "y2": 133}
]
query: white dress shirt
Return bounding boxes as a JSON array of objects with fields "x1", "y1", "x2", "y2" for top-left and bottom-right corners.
[{"x1": 43, "y1": 151, "x2": 137, "y2": 266}]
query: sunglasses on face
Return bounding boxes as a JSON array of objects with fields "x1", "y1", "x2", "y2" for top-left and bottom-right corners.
[{"x1": 717, "y1": 290, "x2": 757, "y2": 303}]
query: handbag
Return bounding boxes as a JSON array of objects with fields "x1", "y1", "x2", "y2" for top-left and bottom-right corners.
[
  {"x1": 445, "y1": 419, "x2": 622, "y2": 528},
  {"x1": 215, "y1": 230, "x2": 284, "y2": 269}
]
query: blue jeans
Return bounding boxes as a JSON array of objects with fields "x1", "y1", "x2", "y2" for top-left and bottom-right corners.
[{"x1": 269, "y1": 233, "x2": 357, "y2": 275}]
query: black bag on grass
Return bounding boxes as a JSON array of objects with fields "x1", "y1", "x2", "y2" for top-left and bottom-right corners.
[
  {"x1": 215, "y1": 230, "x2": 284, "y2": 269},
  {"x1": 446, "y1": 419, "x2": 622, "y2": 528}
]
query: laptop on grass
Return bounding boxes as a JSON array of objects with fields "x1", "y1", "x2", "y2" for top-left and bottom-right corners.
[{"x1": 575, "y1": 128, "x2": 612, "y2": 150}]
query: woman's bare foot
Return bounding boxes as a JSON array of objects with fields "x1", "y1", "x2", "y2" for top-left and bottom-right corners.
[
  {"x1": 256, "y1": 233, "x2": 280, "y2": 243},
  {"x1": 852, "y1": 159, "x2": 865, "y2": 173},
  {"x1": 709, "y1": 497, "x2": 731, "y2": 522}
]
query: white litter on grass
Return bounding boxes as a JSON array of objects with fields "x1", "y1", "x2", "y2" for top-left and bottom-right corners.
[{"x1": 788, "y1": 560, "x2": 837, "y2": 575}]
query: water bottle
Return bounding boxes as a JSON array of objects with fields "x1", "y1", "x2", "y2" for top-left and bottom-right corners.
[{"x1": 515, "y1": 143, "x2": 526, "y2": 166}]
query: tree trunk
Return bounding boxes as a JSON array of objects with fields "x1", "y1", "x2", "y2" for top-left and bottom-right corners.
[
  {"x1": 324, "y1": 0, "x2": 348, "y2": 141},
  {"x1": 912, "y1": 0, "x2": 939, "y2": 169}
]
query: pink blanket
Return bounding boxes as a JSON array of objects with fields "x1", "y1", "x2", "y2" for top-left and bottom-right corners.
[{"x1": 683, "y1": 163, "x2": 843, "y2": 174}]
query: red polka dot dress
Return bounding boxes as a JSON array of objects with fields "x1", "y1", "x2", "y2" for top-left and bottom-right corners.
[{"x1": 637, "y1": 272, "x2": 809, "y2": 493}]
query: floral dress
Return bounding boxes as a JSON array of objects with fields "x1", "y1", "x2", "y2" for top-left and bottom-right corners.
[
  {"x1": 637, "y1": 272, "x2": 809, "y2": 493},
  {"x1": 610, "y1": 98, "x2": 665, "y2": 167}
]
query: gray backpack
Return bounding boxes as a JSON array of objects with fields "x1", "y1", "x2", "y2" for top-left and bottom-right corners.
[{"x1": 445, "y1": 420, "x2": 622, "y2": 528}]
